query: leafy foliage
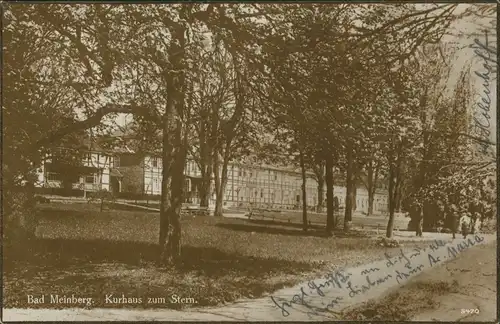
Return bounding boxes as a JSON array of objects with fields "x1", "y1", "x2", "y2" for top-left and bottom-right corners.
[{"x1": 4, "y1": 3, "x2": 494, "y2": 247}]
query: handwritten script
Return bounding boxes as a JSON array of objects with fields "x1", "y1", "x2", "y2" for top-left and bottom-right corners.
[
  {"x1": 271, "y1": 235, "x2": 486, "y2": 318},
  {"x1": 469, "y1": 33, "x2": 497, "y2": 154}
]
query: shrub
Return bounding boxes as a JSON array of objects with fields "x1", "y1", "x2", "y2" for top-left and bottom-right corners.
[
  {"x1": 376, "y1": 237, "x2": 401, "y2": 247},
  {"x1": 4, "y1": 190, "x2": 38, "y2": 242}
]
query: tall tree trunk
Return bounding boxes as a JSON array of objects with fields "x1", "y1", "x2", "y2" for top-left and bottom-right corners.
[
  {"x1": 317, "y1": 177, "x2": 324, "y2": 213},
  {"x1": 368, "y1": 194, "x2": 375, "y2": 216},
  {"x1": 208, "y1": 87, "x2": 220, "y2": 210},
  {"x1": 416, "y1": 205, "x2": 423, "y2": 237},
  {"x1": 198, "y1": 109, "x2": 210, "y2": 207},
  {"x1": 199, "y1": 161, "x2": 212, "y2": 207},
  {"x1": 199, "y1": 119, "x2": 213, "y2": 208},
  {"x1": 395, "y1": 185, "x2": 403, "y2": 212},
  {"x1": 164, "y1": 139, "x2": 186, "y2": 264},
  {"x1": 159, "y1": 116, "x2": 173, "y2": 254},
  {"x1": 215, "y1": 162, "x2": 228, "y2": 217},
  {"x1": 421, "y1": 133, "x2": 432, "y2": 232},
  {"x1": 366, "y1": 160, "x2": 374, "y2": 215},
  {"x1": 213, "y1": 151, "x2": 221, "y2": 216},
  {"x1": 159, "y1": 21, "x2": 185, "y2": 265},
  {"x1": 352, "y1": 181, "x2": 357, "y2": 214},
  {"x1": 366, "y1": 160, "x2": 379, "y2": 216},
  {"x1": 325, "y1": 154, "x2": 334, "y2": 235},
  {"x1": 299, "y1": 149, "x2": 308, "y2": 231},
  {"x1": 386, "y1": 143, "x2": 404, "y2": 238},
  {"x1": 386, "y1": 164, "x2": 396, "y2": 238},
  {"x1": 344, "y1": 150, "x2": 354, "y2": 231},
  {"x1": 313, "y1": 162, "x2": 325, "y2": 213},
  {"x1": 214, "y1": 142, "x2": 230, "y2": 217}
]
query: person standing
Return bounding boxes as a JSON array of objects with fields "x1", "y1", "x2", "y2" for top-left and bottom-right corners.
[
  {"x1": 459, "y1": 213, "x2": 472, "y2": 239},
  {"x1": 409, "y1": 200, "x2": 423, "y2": 237},
  {"x1": 448, "y1": 204, "x2": 459, "y2": 239}
]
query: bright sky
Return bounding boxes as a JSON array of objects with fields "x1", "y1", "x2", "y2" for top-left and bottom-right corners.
[{"x1": 443, "y1": 4, "x2": 497, "y2": 143}]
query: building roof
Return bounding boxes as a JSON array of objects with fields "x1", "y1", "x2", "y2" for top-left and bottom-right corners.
[
  {"x1": 80, "y1": 136, "x2": 134, "y2": 154},
  {"x1": 107, "y1": 122, "x2": 162, "y2": 155}
]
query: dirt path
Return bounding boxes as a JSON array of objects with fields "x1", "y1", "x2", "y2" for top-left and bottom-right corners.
[
  {"x1": 3, "y1": 234, "x2": 495, "y2": 322},
  {"x1": 343, "y1": 237, "x2": 497, "y2": 322},
  {"x1": 411, "y1": 240, "x2": 496, "y2": 322}
]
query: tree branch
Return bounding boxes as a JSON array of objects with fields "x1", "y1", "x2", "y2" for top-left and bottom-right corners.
[{"x1": 35, "y1": 103, "x2": 161, "y2": 150}]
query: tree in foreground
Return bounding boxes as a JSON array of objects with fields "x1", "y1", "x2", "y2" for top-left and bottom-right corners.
[{"x1": 5, "y1": 2, "x2": 486, "y2": 261}]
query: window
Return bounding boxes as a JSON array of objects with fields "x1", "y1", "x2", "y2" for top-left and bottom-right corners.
[
  {"x1": 113, "y1": 156, "x2": 120, "y2": 167},
  {"x1": 250, "y1": 171, "x2": 253, "y2": 177},
  {"x1": 260, "y1": 190, "x2": 263, "y2": 198},
  {"x1": 47, "y1": 172, "x2": 62, "y2": 181},
  {"x1": 274, "y1": 174, "x2": 277, "y2": 181},
  {"x1": 85, "y1": 175, "x2": 95, "y2": 184}
]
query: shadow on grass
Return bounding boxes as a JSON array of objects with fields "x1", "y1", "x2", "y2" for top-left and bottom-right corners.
[
  {"x1": 217, "y1": 219, "x2": 369, "y2": 239},
  {"x1": 3, "y1": 237, "x2": 314, "y2": 309},
  {"x1": 4, "y1": 237, "x2": 313, "y2": 279},
  {"x1": 217, "y1": 222, "x2": 330, "y2": 238},
  {"x1": 37, "y1": 207, "x2": 89, "y2": 220}
]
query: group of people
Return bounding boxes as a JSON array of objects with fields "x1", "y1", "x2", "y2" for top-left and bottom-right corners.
[
  {"x1": 409, "y1": 201, "x2": 483, "y2": 239},
  {"x1": 450, "y1": 204, "x2": 480, "y2": 239}
]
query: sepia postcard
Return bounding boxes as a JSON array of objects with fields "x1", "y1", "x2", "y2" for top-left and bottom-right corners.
[{"x1": 2, "y1": 2, "x2": 497, "y2": 322}]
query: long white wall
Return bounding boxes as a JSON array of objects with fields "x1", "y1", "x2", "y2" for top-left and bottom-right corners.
[{"x1": 141, "y1": 156, "x2": 388, "y2": 213}]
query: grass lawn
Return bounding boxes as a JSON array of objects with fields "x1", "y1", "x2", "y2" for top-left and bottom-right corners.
[
  {"x1": 4, "y1": 202, "x2": 428, "y2": 310},
  {"x1": 116, "y1": 199, "x2": 408, "y2": 230}
]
